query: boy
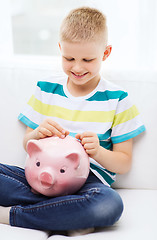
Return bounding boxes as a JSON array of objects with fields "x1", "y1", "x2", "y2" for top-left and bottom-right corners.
[{"x1": 0, "y1": 7, "x2": 145, "y2": 231}]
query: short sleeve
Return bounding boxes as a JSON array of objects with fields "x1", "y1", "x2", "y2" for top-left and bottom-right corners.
[
  {"x1": 18, "y1": 81, "x2": 43, "y2": 129},
  {"x1": 111, "y1": 93, "x2": 145, "y2": 144}
]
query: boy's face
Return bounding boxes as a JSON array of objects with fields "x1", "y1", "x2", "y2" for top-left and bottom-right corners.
[{"x1": 59, "y1": 40, "x2": 111, "y2": 93}]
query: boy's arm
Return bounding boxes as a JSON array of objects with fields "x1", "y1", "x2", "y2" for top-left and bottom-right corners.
[
  {"x1": 23, "y1": 118, "x2": 69, "y2": 151},
  {"x1": 75, "y1": 132, "x2": 132, "y2": 174}
]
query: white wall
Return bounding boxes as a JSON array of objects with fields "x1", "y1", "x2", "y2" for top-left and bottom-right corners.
[
  {"x1": 0, "y1": 0, "x2": 13, "y2": 56},
  {"x1": 0, "y1": 0, "x2": 157, "y2": 73}
]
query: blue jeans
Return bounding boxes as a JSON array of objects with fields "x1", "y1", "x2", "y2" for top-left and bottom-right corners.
[{"x1": 0, "y1": 163, "x2": 123, "y2": 231}]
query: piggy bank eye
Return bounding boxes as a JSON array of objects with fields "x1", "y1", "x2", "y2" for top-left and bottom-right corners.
[
  {"x1": 60, "y1": 166, "x2": 66, "y2": 173},
  {"x1": 36, "y1": 161, "x2": 40, "y2": 167},
  {"x1": 60, "y1": 168, "x2": 65, "y2": 173}
]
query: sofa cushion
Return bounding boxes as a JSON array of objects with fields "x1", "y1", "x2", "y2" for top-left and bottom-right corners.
[
  {"x1": 0, "y1": 58, "x2": 156, "y2": 240},
  {"x1": 0, "y1": 58, "x2": 156, "y2": 190},
  {"x1": 0, "y1": 223, "x2": 48, "y2": 240},
  {"x1": 47, "y1": 189, "x2": 157, "y2": 240},
  {"x1": 103, "y1": 71, "x2": 157, "y2": 189}
]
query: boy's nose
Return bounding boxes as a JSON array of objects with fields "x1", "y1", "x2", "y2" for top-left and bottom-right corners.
[{"x1": 72, "y1": 62, "x2": 83, "y2": 73}]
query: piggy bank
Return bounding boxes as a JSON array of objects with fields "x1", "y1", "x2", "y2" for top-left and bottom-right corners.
[{"x1": 25, "y1": 135, "x2": 89, "y2": 197}]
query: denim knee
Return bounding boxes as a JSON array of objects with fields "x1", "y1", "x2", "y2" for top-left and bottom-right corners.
[
  {"x1": 91, "y1": 186, "x2": 124, "y2": 227},
  {"x1": 106, "y1": 188, "x2": 124, "y2": 226}
]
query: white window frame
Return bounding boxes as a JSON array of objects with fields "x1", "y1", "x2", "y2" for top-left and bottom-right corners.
[
  {"x1": 0, "y1": 0, "x2": 157, "y2": 71},
  {"x1": 0, "y1": 0, "x2": 13, "y2": 57},
  {"x1": 0, "y1": 0, "x2": 60, "y2": 69}
]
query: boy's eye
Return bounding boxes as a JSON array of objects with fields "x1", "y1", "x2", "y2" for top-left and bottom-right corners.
[
  {"x1": 83, "y1": 59, "x2": 94, "y2": 62},
  {"x1": 65, "y1": 57, "x2": 74, "y2": 61}
]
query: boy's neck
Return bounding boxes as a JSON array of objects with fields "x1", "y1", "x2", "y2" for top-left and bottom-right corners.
[{"x1": 67, "y1": 75, "x2": 101, "y2": 97}]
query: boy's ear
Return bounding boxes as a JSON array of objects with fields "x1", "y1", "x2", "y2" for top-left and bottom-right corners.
[
  {"x1": 58, "y1": 42, "x2": 61, "y2": 51},
  {"x1": 102, "y1": 45, "x2": 112, "y2": 61}
]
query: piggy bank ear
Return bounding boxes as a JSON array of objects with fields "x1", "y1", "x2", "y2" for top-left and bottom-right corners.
[
  {"x1": 66, "y1": 153, "x2": 80, "y2": 169},
  {"x1": 27, "y1": 140, "x2": 42, "y2": 157}
]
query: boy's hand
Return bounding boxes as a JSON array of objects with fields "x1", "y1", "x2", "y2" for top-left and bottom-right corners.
[
  {"x1": 35, "y1": 118, "x2": 69, "y2": 139},
  {"x1": 75, "y1": 132, "x2": 100, "y2": 158}
]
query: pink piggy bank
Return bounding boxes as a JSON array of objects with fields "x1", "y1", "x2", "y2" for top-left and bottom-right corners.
[{"x1": 25, "y1": 135, "x2": 89, "y2": 197}]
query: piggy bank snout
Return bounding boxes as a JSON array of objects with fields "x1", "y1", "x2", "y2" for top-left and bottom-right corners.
[{"x1": 39, "y1": 171, "x2": 54, "y2": 189}]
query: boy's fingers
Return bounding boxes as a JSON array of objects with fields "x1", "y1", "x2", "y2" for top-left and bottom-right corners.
[
  {"x1": 48, "y1": 120, "x2": 64, "y2": 132},
  {"x1": 75, "y1": 133, "x2": 82, "y2": 140},
  {"x1": 81, "y1": 137, "x2": 93, "y2": 145},
  {"x1": 75, "y1": 133, "x2": 79, "y2": 139},
  {"x1": 47, "y1": 120, "x2": 69, "y2": 137},
  {"x1": 76, "y1": 132, "x2": 93, "y2": 140},
  {"x1": 49, "y1": 126, "x2": 66, "y2": 138},
  {"x1": 81, "y1": 131, "x2": 96, "y2": 138}
]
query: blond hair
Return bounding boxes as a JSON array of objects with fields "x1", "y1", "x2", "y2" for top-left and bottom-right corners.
[{"x1": 60, "y1": 7, "x2": 108, "y2": 44}]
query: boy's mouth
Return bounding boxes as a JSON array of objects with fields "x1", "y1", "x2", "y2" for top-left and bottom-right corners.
[{"x1": 71, "y1": 71, "x2": 88, "y2": 79}]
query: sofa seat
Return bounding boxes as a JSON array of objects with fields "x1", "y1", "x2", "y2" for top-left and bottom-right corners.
[
  {"x1": 0, "y1": 223, "x2": 49, "y2": 240},
  {"x1": 1, "y1": 190, "x2": 156, "y2": 240},
  {"x1": 46, "y1": 189, "x2": 157, "y2": 239}
]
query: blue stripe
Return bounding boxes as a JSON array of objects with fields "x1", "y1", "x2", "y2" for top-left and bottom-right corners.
[
  {"x1": 97, "y1": 129, "x2": 111, "y2": 140},
  {"x1": 90, "y1": 163, "x2": 115, "y2": 185},
  {"x1": 70, "y1": 131, "x2": 112, "y2": 149},
  {"x1": 91, "y1": 163, "x2": 116, "y2": 176},
  {"x1": 37, "y1": 81, "x2": 67, "y2": 97},
  {"x1": 105, "y1": 169, "x2": 116, "y2": 176},
  {"x1": 69, "y1": 132, "x2": 77, "y2": 138},
  {"x1": 87, "y1": 90, "x2": 128, "y2": 102},
  {"x1": 100, "y1": 141, "x2": 112, "y2": 150},
  {"x1": 70, "y1": 130, "x2": 112, "y2": 141},
  {"x1": 18, "y1": 113, "x2": 39, "y2": 129},
  {"x1": 111, "y1": 125, "x2": 146, "y2": 144}
]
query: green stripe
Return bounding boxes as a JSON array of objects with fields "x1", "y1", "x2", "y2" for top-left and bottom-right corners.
[
  {"x1": 105, "y1": 169, "x2": 116, "y2": 176},
  {"x1": 70, "y1": 132, "x2": 112, "y2": 150},
  {"x1": 99, "y1": 141, "x2": 112, "y2": 150},
  {"x1": 37, "y1": 81, "x2": 67, "y2": 97},
  {"x1": 91, "y1": 163, "x2": 116, "y2": 176},
  {"x1": 97, "y1": 129, "x2": 111, "y2": 141},
  {"x1": 37, "y1": 82, "x2": 128, "y2": 102},
  {"x1": 87, "y1": 90, "x2": 128, "y2": 101},
  {"x1": 90, "y1": 163, "x2": 115, "y2": 185}
]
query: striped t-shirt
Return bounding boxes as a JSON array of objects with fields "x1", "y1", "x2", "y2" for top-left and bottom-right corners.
[{"x1": 18, "y1": 74, "x2": 145, "y2": 186}]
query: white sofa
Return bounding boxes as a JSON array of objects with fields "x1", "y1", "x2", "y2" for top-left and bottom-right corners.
[{"x1": 0, "y1": 57, "x2": 157, "y2": 240}]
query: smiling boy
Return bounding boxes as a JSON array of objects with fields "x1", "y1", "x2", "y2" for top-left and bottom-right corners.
[{"x1": 0, "y1": 7, "x2": 145, "y2": 231}]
